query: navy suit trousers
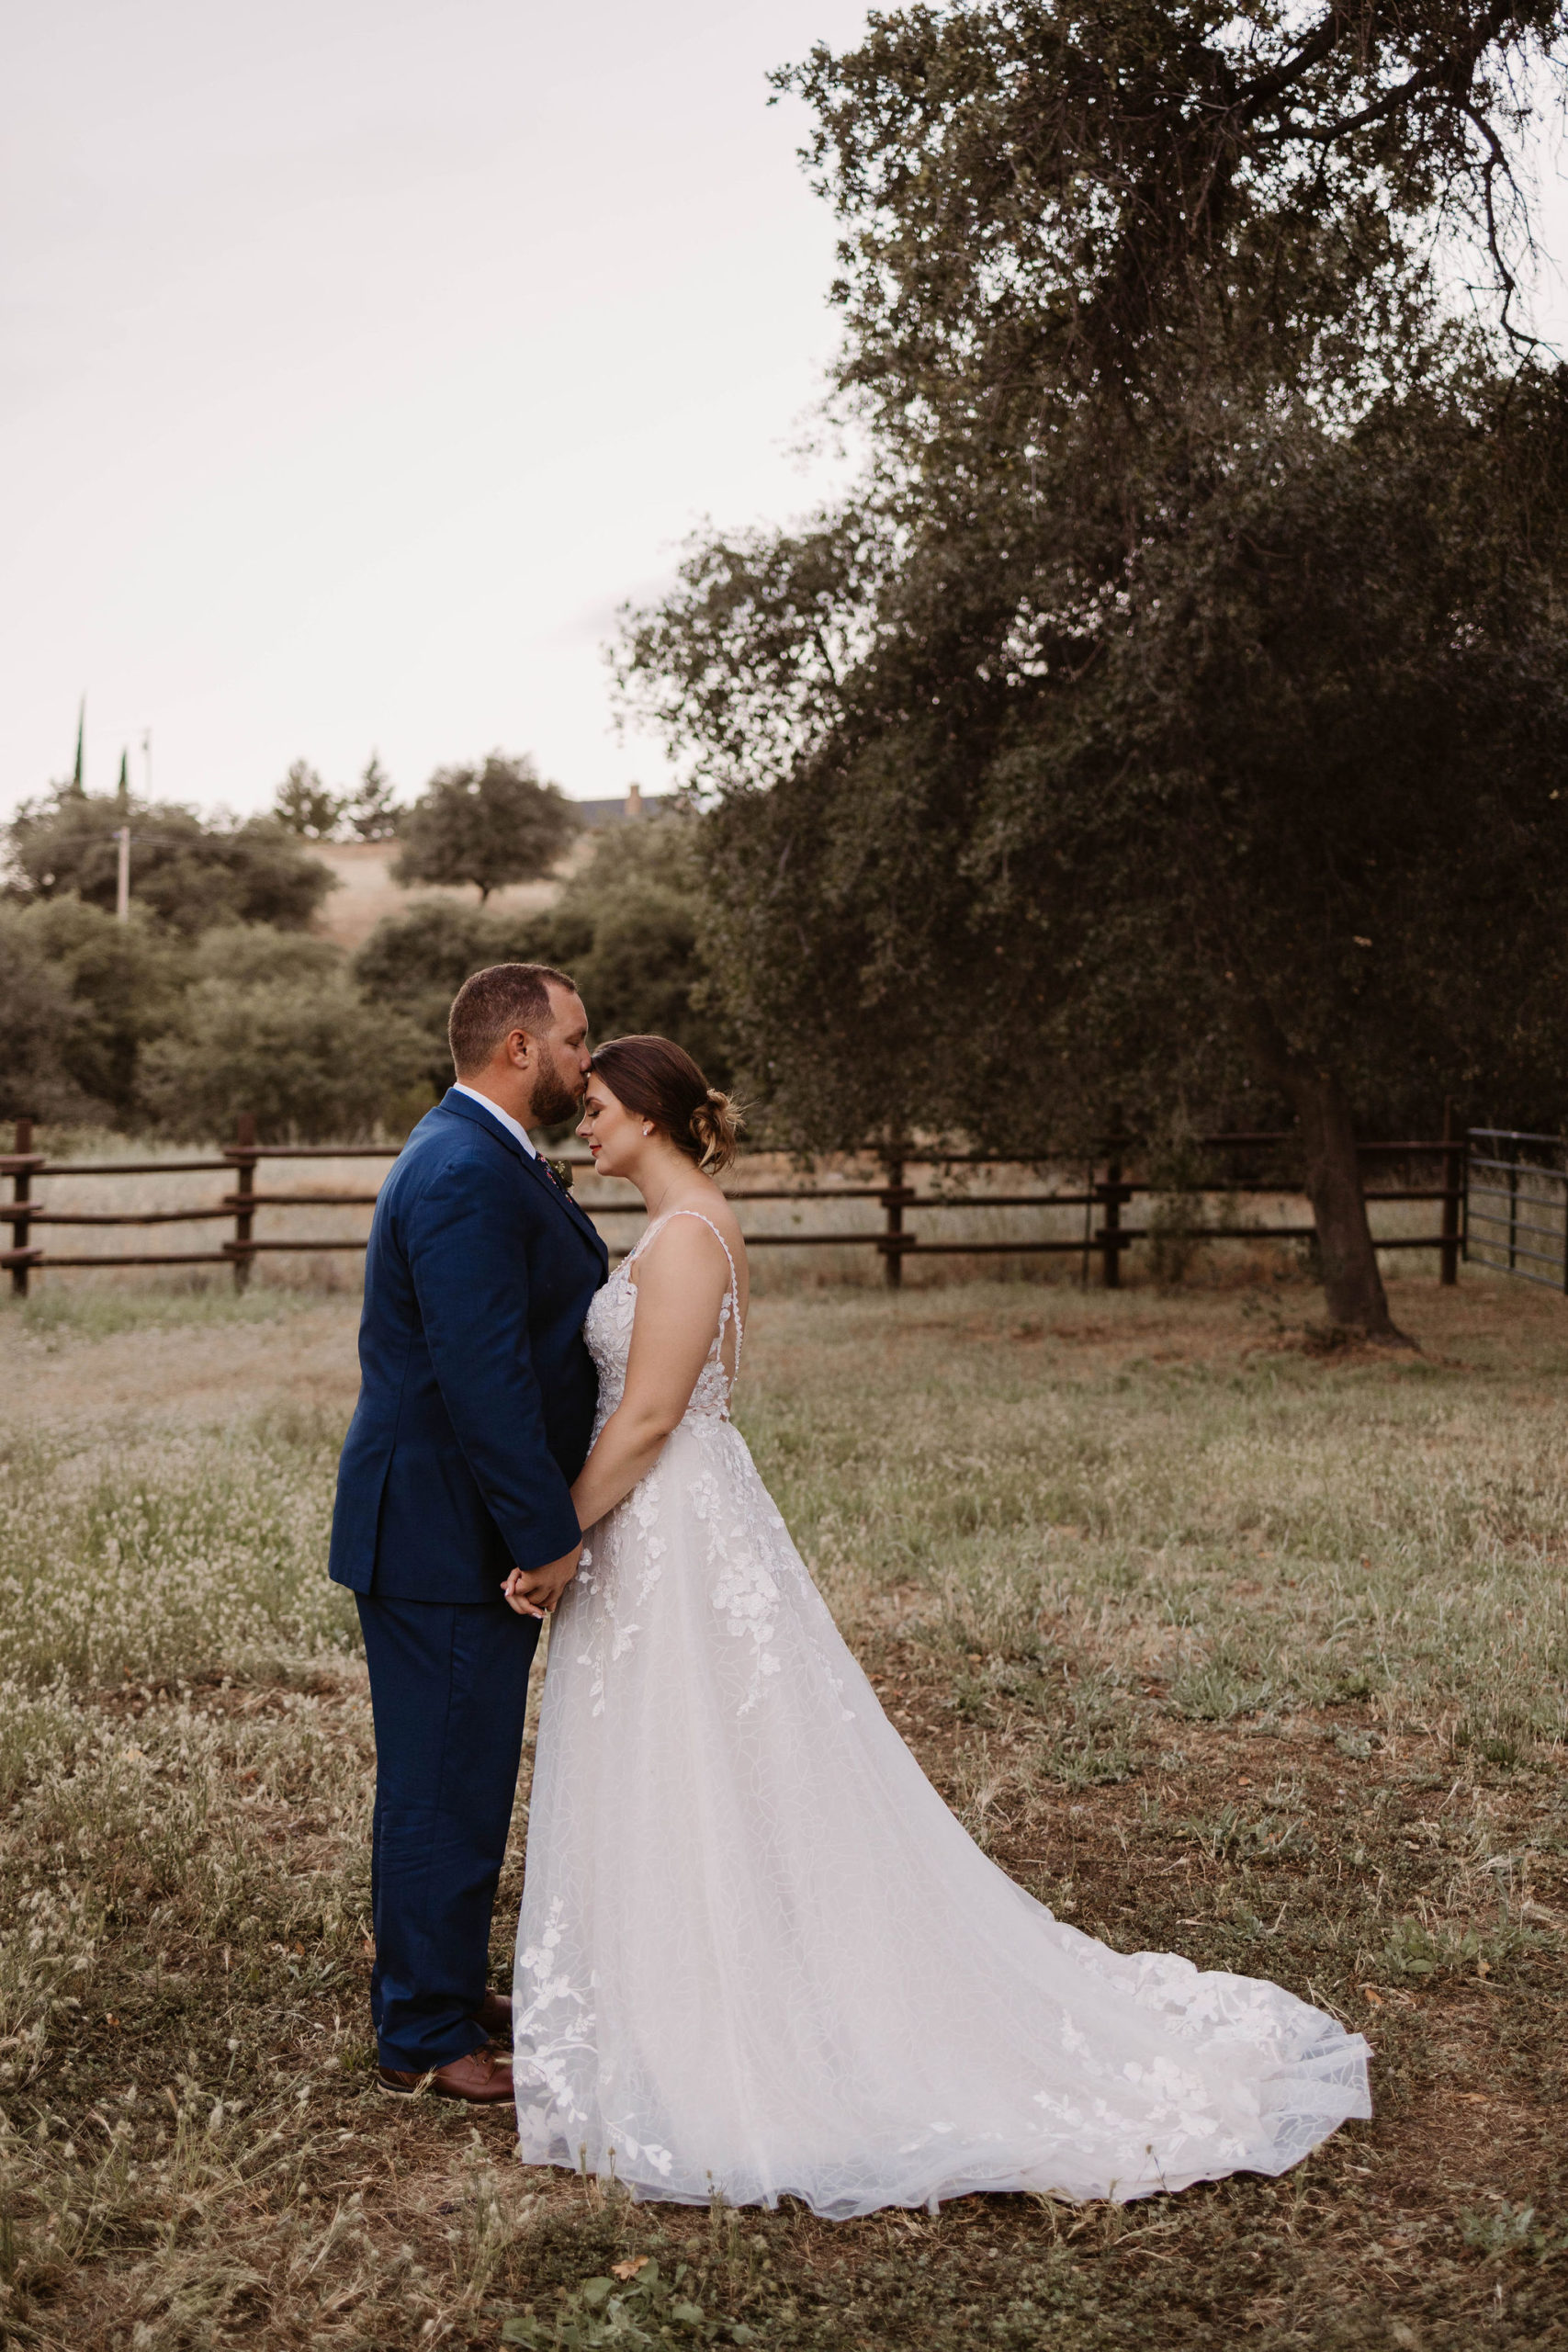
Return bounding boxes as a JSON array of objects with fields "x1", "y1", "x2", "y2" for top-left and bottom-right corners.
[{"x1": 357, "y1": 1593, "x2": 541, "y2": 2070}]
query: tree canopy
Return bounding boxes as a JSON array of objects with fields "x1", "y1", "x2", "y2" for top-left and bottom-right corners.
[
  {"x1": 554, "y1": 816, "x2": 730, "y2": 1081},
  {"x1": 393, "y1": 754, "x2": 579, "y2": 902},
  {"x1": 5, "y1": 789, "x2": 337, "y2": 934},
  {"x1": 0, "y1": 899, "x2": 190, "y2": 1125},
  {"x1": 784, "y1": 0, "x2": 1564, "y2": 431},
  {"x1": 355, "y1": 811, "x2": 727, "y2": 1092},
  {"x1": 344, "y1": 754, "x2": 402, "y2": 841},
  {"x1": 273, "y1": 761, "x2": 343, "y2": 839},
  {"x1": 619, "y1": 0, "x2": 1568, "y2": 1335},
  {"x1": 138, "y1": 970, "x2": 432, "y2": 1143}
]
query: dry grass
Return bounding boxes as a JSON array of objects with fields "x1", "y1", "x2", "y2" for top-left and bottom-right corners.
[{"x1": 0, "y1": 1265, "x2": 1564, "y2": 2348}]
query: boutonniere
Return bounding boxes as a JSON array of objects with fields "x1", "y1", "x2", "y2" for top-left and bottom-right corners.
[{"x1": 544, "y1": 1155, "x2": 575, "y2": 1193}]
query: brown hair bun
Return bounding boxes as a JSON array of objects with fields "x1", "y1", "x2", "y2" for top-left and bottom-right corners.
[{"x1": 689, "y1": 1086, "x2": 743, "y2": 1175}]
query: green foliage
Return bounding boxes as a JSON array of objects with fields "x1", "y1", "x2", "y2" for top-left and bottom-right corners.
[
  {"x1": 352, "y1": 899, "x2": 591, "y2": 1094},
  {"x1": 2, "y1": 1284, "x2": 1567, "y2": 2343},
  {"x1": 1145, "y1": 1136, "x2": 1219, "y2": 1292},
  {"x1": 355, "y1": 815, "x2": 726, "y2": 1084},
  {"x1": 272, "y1": 753, "x2": 403, "y2": 842},
  {"x1": 632, "y1": 377, "x2": 1568, "y2": 1159},
  {"x1": 780, "y1": 0, "x2": 1544, "y2": 441},
  {"x1": 501, "y1": 2256, "x2": 753, "y2": 2348},
  {"x1": 0, "y1": 911, "x2": 86, "y2": 1122},
  {"x1": 0, "y1": 906, "x2": 422, "y2": 1141},
  {"x1": 1461, "y1": 2199, "x2": 1568, "y2": 2260},
  {"x1": 394, "y1": 752, "x2": 579, "y2": 903},
  {"x1": 190, "y1": 922, "x2": 344, "y2": 990},
  {"x1": 343, "y1": 752, "x2": 401, "y2": 841},
  {"x1": 138, "y1": 971, "x2": 433, "y2": 1142},
  {"x1": 0, "y1": 899, "x2": 192, "y2": 1125},
  {"x1": 620, "y1": 4, "x2": 1568, "y2": 1329},
  {"x1": 272, "y1": 759, "x2": 343, "y2": 840},
  {"x1": 554, "y1": 815, "x2": 729, "y2": 1078},
  {"x1": 6, "y1": 787, "x2": 336, "y2": 934}
]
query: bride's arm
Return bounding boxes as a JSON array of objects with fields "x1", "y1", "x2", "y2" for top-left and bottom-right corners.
[{"x1": 569, "y1": 1220, "x2": 733, "y2": 1530}]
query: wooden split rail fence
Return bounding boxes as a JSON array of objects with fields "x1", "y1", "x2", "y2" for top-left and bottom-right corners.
[{"x1": 1, "y1": 1113, "x2": 1472, "y2": 1299}]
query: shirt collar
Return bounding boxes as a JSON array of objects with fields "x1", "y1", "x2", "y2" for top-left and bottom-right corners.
[{"x1": 449, "y1": 1082, "x2": 538, "y2": 1158}]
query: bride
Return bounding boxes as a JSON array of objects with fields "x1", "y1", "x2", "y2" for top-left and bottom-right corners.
[{"x1": 507, "y1": 1035, "x2": 1371, "y2": 2220}]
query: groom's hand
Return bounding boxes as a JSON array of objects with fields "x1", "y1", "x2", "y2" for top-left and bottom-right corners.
[{"x1": 502, "y1": 1543, "x2": 582, "y2": 1618}]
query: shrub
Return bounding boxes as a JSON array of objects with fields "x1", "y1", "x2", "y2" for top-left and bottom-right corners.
[
  {"x1": 0, "y1": 913, "x2": 93, "y2": 1122},
  {"x1": 6, "y1": 790, "x2": 337, "y2": 933},
  {"x1": 556, "y1": 816, "x2": 729, "y2": 1078},
  {"x1": 3, "y1": 899, "x2": 192, "y2": 1125},
  {"x1": 190, "y1": 923, "x2": 344, "y2": 989},
  {"x1": 139, "y1": 974, "x2": 434, "y2": 1142},
  {"x1": 353, "y1": 899, "x2": 593, "y2": 1092}
]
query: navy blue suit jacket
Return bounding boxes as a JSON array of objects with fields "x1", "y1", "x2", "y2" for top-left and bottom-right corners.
[{"x1": 328, "y1": 1089, "x2": 609, "y2": 1602}]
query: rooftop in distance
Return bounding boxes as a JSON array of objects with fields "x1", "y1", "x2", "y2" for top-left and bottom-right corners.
[{"x1": 570, "y1": 783, "x2": 670, "y2": 828}]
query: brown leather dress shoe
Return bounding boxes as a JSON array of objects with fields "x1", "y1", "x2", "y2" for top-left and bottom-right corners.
[
  {"x1": 474, "y1": 1989, "x2": 513, "y2": 2045},
  {"x1": 378, "y1": 2046, "x2": 514, "y2": 2104}
]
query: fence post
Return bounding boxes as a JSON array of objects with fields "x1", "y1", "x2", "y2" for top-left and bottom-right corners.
[
  {"x1": 1439, "y1": 1098, "x2": 1462, "y2": 1288},
  {"x1": 1461, "y1": 1128, "x2": 1471, "y2": 1266},
  {"x1": 1099, "y1": 1136, "x2": 1125, "y2": 1289},
  {"x1": 228, "y1": 1113, "x2": 257, "y2": 1293},
  {"x1": 1507, "y1": 1152, "x2": 1519, "y2": 1273},
  {"x1": 881, "y1": 1148, "x2": 908, "y2": 1289},
  {"x1": 6, "y1": 1117, "x2": 41, "y2": 1300}
]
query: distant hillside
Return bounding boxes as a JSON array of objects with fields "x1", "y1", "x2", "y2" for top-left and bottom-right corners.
[{"x1": 310, "y1": 786, "x2": 665, "y2": 948}]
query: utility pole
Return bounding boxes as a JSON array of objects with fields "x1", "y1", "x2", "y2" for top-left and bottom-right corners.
[
  {"x1": 116, "y1": 826, "x2": 130, "y2": 921},
  {"x1": 141, "y1": 729, "x2": 152, "y2": 797}
]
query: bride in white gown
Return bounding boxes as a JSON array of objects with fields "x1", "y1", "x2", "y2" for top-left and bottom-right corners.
[{"x1": 509, "y1": 1036, "x2": 1371, "y2": 2221}]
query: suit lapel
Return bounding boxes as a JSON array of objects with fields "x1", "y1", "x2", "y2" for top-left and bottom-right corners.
[
  {"x1": 438, "y1": 1091, "x2": 608, "y2": 1272},
  {"x1": 517, "y1": 1142, "x2": 609, "y2": 1267}
]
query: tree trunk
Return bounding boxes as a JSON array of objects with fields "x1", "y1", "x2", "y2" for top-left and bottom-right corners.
[{"x1": 1241, "y1": 1003, "x2": 1411, "y2": 1343}]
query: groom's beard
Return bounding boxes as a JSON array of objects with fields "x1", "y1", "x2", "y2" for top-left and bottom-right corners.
[{"x1": 528, "y1": 1067, "x2": 585, "y2": 1130}]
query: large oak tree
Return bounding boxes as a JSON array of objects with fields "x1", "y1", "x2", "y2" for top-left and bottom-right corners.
[{"x1": 620, "y1": 0, "x2": 1568, "y2": 1338}]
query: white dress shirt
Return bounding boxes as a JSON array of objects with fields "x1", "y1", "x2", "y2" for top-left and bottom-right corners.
[{"x1": 449, "y1": 1082, "x2": 538, "y2": 1158}]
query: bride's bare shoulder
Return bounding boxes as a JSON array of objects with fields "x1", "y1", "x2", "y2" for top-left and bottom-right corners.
[{"x1": 634, "y1": 1192, "x2": 748, "y2": 1283}]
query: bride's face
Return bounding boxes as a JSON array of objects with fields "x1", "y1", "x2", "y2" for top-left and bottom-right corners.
[{"x1": 577, "y1": 1075, "x2": 645, "y2": 1177}]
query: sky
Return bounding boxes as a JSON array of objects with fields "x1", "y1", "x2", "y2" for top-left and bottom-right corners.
[
  {"x1": 1, "y1": 0, "x2": 874, "y2": 821},
  {"x1": 7, "y1": 6, "x2": 1568, "y2": 829}
]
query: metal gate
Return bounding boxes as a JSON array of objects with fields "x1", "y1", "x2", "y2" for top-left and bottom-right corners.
[{"x1": 1465, "y1": 1129, "x2": 1568, "y2": 1291}]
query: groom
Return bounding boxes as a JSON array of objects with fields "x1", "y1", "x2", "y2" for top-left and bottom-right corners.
[{"x1": 329, "y1": 962, "x2": 608, "y2": 2104}]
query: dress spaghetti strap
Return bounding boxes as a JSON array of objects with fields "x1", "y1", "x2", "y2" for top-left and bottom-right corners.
[{"x1": 626, "y1": 1207, "x2": 743, "y2": 1383}]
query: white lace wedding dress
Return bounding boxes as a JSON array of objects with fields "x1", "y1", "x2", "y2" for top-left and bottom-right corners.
[{"x1": 513, "y1": 1212, "x2": 1371, "y2": 2219}]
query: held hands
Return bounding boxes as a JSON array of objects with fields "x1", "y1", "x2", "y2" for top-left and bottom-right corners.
[{"x1": 502, "y1": 1542, "x2": 583, "y2": 1619}]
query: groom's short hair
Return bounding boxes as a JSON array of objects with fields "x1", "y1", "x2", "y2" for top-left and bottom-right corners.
[{"x1": 448, "y1": 963, "x2": 577, "y2": 1075}]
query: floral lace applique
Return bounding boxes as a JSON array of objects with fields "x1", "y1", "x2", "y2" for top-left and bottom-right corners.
[{"x1": 513, "y1": 1895, "x2": 595, "y2": 2132}]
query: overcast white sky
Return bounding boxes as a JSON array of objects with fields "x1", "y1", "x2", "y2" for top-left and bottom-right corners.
[
  {"x1": 1, "y1": 0, "x2": 873, "y2": 820},
  {"x1": 7, "y1": 6, "x2": 1568, "y2": 827}
]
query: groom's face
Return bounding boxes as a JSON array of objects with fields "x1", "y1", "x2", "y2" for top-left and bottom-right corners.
[{"x1": 524, "y1": 987, "x2": 592, "y2": 1128}]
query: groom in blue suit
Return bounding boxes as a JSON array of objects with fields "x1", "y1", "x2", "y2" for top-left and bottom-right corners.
[{"x1": 329, "y1": 962, "x2": 608, "y2": 2102}]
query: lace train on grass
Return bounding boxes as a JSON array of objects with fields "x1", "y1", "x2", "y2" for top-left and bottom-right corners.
[{"x1": 513, "y1": 1215, "x2": 1371, "y2": 2218}]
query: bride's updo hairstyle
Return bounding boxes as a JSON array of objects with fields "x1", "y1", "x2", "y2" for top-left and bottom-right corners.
[{"x1": 590, "y1": 1035, "x2": 743, "y2": 1175}]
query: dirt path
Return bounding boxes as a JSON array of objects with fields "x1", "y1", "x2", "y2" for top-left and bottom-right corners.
[{"x1": 6, "y1": 1296, "x2": 364, "y2": 1429}]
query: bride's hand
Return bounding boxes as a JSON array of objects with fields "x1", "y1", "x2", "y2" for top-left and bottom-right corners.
[{"x1": 502, "y1": 1542, "x2": 583, "y2": 1618}]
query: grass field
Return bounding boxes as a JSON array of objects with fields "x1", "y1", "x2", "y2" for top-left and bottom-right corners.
[{"x1": 0, "y1": 1266, "x2": 1564, "y2": 2348}]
